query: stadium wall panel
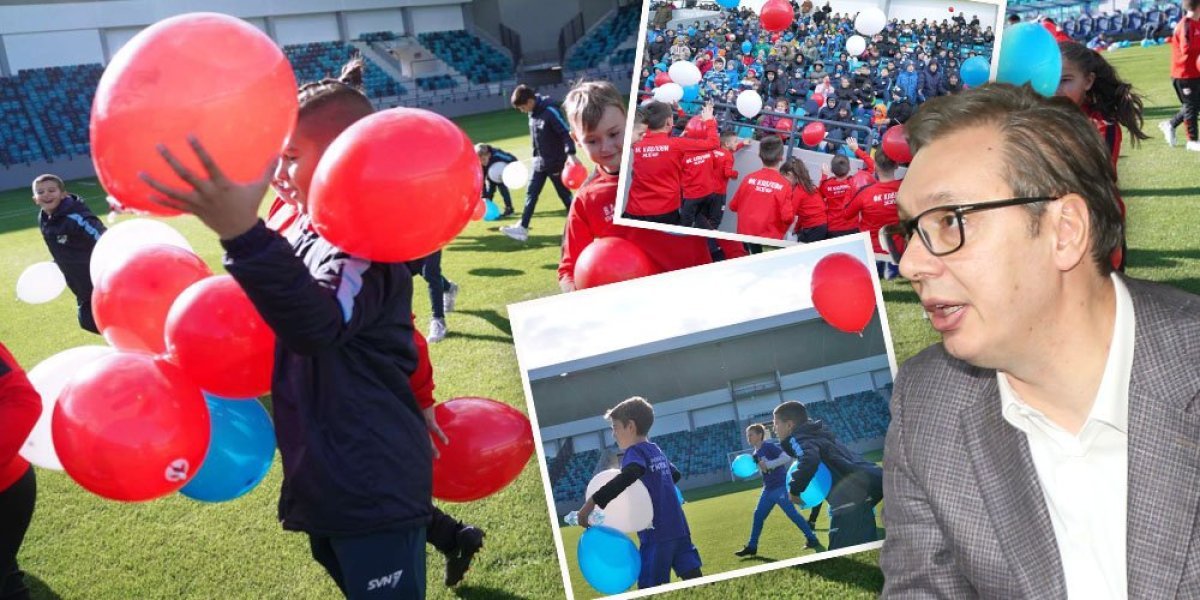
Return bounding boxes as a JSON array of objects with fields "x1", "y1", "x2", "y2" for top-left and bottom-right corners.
[
  {"x1": 3, "y1": 29, "x2": 103, "y2": 71},
  {"x1": 410, "y1": 4, "x2": 465, "y2": 34},
  {"x1": 344, "y1": 8, "x2": 406, "y2": 38}
]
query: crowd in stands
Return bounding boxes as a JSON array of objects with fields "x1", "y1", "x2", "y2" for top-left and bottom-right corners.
[{"x1": 566, "y1": 3, "x2": 643, "y2": 70}]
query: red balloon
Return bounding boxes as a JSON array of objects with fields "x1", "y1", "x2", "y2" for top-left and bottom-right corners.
[
  {"x1": 801, "y1": 121, "x2": 827, "y2": 146},
  {"x1": 472, "y1": 197, "x2": 486, "y2": 221},
  {"x1": 776, "y1": 118, "x2": 794, "y2": 138},
  {"x1": 882, "y1": 125, "x2": 913, "y2": 163},
  {"x1": 562, "y1": 161, "x2": 589, "y2": 190},
  {"x1": 93, "y1": 244, "x2": 212, "y2": 354},
  {"x1": 53, "y1": 353, "x2": 210, "y2": 501},
  {"x1": 759, "y1": 0, "x2": 795, "y2": 32},
  {"x1": 811, "y1": 93, "x2": 825, "y2": 106},
  {"x1": 811, "y1": 252, "x2": 877, "y2": 334},
  {"x1": 309, "y1": 108, "x2": 480, "y2": 262},
  {"x1": 165, "y1": 275, "x2": 275, "y2": 398},
  {"x1": 90, "y1": 13, "x2": 297, "y2": 216},
  {"x1": 432, "y1": 397, "x2": 534, "y2": 502},
  {"x1": 654, "y1": 72, "x2": 672, "y2": 87},
  {"x1": 683, "y1": 116, "x2": 708, "y2": 139},
  {"x1": 949, "y1": 6, "x2": 955, "y2": 12},
  {"x1": 574, "y1": 237, "x2": 660, "y2": 289}
]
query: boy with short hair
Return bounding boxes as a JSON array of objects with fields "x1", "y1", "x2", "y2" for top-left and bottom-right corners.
[
  {"x1": 577, "y1": 397, "x2": 703, "y2": 589},
  {"x1": 773, "y1": 401, "x2": 883, "y2": 550},
  {"x1": 33, "y1": 174, "x2": 105, "y2": 333},
  {"x1": 475, "y1": 143, "x2": 517, "y2": 217},
  {"x1": 728, "y1": 136, "x2": 794, "y2": 240},
  {"x1": 705, "y1": 130, "x2": 744, "y2": 230},
  {"x1": 734, "y1": 423, "x2": 824, "y2": 558}
]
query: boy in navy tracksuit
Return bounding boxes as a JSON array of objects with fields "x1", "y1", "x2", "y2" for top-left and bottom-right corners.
[
  {"x1": 501, "y1": 84, "x2": 580, "y2": 241},
  {"x1": 577, "y1": 397, "x2": 703, "y2": 590},
  {"x1": 734, "y1": 423, "x2": 823, "y2": 557},
  {"x1": 475, "y1": 143, "x2": 517, "y2": 217},
  {"x1": 773, "y1": 401, "x2": 882, "y2": 550},
  {"x1": 33, "y1": 174, "x2": 104, "y2": 334}
]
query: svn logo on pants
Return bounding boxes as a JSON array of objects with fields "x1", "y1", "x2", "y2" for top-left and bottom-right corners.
[{"x1": 367, "y1": 569, "x2": 404, "y2": 591}]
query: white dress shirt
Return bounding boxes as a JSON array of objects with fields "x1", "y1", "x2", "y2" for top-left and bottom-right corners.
[{"x1": 998, "y1": 273, "x2": 1135, "y2": 599}]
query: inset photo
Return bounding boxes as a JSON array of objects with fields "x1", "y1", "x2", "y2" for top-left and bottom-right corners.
[{"x1": 510, "y1": 236, "x2": 896, "y2": 599}]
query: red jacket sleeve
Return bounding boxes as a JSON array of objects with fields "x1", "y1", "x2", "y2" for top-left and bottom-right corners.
[
  {"x1": 853, "y1": 147, "x2": 875, "y2": 176},
  {"x1": 559, "y1": 196, "x2": 595, "y2": 287},
  {"x1": 410, "y1": 325, "x2": 435, "y2": 409},
  {"x1": 721, "y1": 152, "x2": 739, "y2": 180},
  {"x1": 0, "y1": 343, "x2": 40, "y2": 469}
]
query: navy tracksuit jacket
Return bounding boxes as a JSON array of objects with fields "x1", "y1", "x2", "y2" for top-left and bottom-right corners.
[
  {"x1": 527, "y1": 95, "x2": 576, "y2": 173},
  {"x1": 38, "y1": 195, "x2": 104, "y2": 332}
]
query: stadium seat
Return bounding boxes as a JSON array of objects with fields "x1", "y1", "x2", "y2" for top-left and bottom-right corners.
[
  {"x1": 566, "y1": 4, "x2": 641, "y2": 71},
  {"x1": 416, "y1": 31, "x2": 513, "y2": 85},
  {"x1": 282, "y1": 41, "x2": 406, "y2": 99}
]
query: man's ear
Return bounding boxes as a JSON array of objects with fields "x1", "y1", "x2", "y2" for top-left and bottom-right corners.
[{"x1": 1049, "y1": 193, "x2": 1091, "y2": 273}]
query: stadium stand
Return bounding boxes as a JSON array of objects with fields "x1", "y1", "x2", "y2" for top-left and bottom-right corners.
[
  {"x1": 0, "y1": 77, "x2": 47, "y2": 166},
  {"x1": 415, "y1": 74, "x2": 459, "y2": 91},
  {"x1": 283, "y1": 41, "x2": 406, "y2": 98},
  {"x1": 566, "y1": 3, "x2": 641, "y2": 70},
  {"x1": 19, "y1": 64, "x2": 102, "y2": 160},
  {"x1": 551, "y1": 448, "x2": 602, "y2": 504},
  {"x1": 417, "y1": 30, "x2": 514, "y2": 84}
]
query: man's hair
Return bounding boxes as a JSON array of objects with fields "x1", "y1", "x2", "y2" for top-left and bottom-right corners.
[
  {"x1": 641, "y1": 101, "x2": 674, "y2": 130},
  {"x1": 759, "y1": 135, "x2": 784, "y2": 166},
  {"x1": 746, "y1": 423, "x2": 766, "y2": 437},
  {"x1": 563, "y1": 80, "x2": 625, "y2": 134},
  {"x1": 831, "y1": 154, "x2": 850, "y2": 177},
  {"x1": 32, "y1": 174, "x2": 64, "y2": 192},
  {"x1": 511, "y1": 84, "x2": 537, "y2": 107},
  {"x1": 873, "y1": 147, "x2": 898, "y2": 174},
  {"x1": 475, "y1": 143, "x2": 492, "y2": 158},
  {"x1": 773, "y1": 401, "x2": 809, "y2": 425},
  {"x1": 905, "y1": 83, "x2": 1123, "y2": 274},
  {"x1": 606, "y1": 397, "x2": 655, "y2": 436}
]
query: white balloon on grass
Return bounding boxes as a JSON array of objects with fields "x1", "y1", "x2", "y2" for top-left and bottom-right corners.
[
  {"x1": 90, "y1": 218, "x2": 193, "y2": 285},
  {"x1": 736, "y1": 90, "x2": 764, "y2": 118},
  {"x1": 855, "y1": 7, "x2": 887, "y2": 36},
  {"x1": 585, "y1": 469, "x2": 654, "y2": 533},
  {"x1": 21, "y1": 345, "x2": 117, "y2": 471},
  {"x1": 653, "y1": 83, "x2": 684, "y2": 103},
  {"x1": 487, "y1": 161, "x2": 506, "y2": 184},
  {"x1": 846, "y1": 35, "x2": 867, "y2": 56},
  {"x1": 668, "y1": 61, "x2": 702, "y2": 87},
  {"x1": 501, "y1": 161, "x2": 530, "y2": 189},
  {"x1": 16, "y1": 263, "x2": 67, "y2": 304}
]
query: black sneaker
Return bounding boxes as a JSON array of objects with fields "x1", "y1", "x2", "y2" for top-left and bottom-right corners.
[
  {"x1": 734, "y1": 545, "x2": 757, "y2": 557},
  {"x1": 445, "y1": 526, "x2": 486, "y2": 587},
  {"x1": 501, "y1": 207, "x2": 515, "y2": 218},
  {"x1": 806, "y1": 538, "x2": 826, "y2": 552}
]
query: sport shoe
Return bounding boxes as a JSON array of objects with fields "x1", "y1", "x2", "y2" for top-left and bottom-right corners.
[
  {"x1": 734, "y1": 545, "x2": 757, "y2": 557},
  {"x1": 445, "y1": 526, "x2": 486, "y2": 587},
  {"x1": 1160, "y1": 121, "x2": 1177, "y2": 147},
  {"x1": 443, "y1": 282, "x2": 459, "y2": 313},
  {"x1": 428, "y1": 318, "x2": 447, "y2": 343},
  {"x1": 501, "y1": 207, "x2": 515, "y2": 218},
  {"x1": 806, "y1": 538, "x2": 826, "y2": 552},
  {"x1": 1187, "y1": 140, "x2": 1200, "y2": 152},
  {"x1": 500, "y1": 224, "x2": 529, "y2": 241}
]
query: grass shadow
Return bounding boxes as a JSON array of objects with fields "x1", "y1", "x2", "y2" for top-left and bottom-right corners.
[
  {"x1": 1122, "y1": 186, "x2": 1200, "y2": 198},
  {"x1": 468, "y1": 268, "x2": 524, "y2": 277},
  {"x1": 450, "y1": 234, "x2": 564, "y2": 253},
  {"x1": 447, "y1": 332, "x2": 514, "y2": 344},
  {"x1": 458, "y1": 309, "x2": 512, "y2": 336},
  {"x1": 540, "y1": 263, "x2": 559, "y2": 271},
  {"x1": 794, "y1": 554, "x2": 885, "y2": 595},
  {"x1": 28, "y1": 574, "x2": 64, "y2": 600},
  {"x1": 453, "y1": 585, "x2": 533, "y2": 600}
]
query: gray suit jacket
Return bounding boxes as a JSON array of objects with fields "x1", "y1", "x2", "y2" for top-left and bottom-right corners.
[{"x1": 880, "y1": 277, "x2": 1200, "y2": 599}]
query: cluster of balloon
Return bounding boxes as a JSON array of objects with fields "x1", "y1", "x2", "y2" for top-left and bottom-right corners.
[
  {"x1": 15, "y1": 262, "x2": 66, "y2": 305},
  {"x1": 501, "y1": 161, "x2": 530, "y2": 189},
  {"x1": 165, "y1": 275, "x2": 275, "y2": 399},
  {"x1": 309, "y1": 108, "x2": 481, "y2": 262},
  {"x1": 21, "y1": 346, "x2": 116, "y2": 471},
  {"x1": 90, "y1": 218, "x2": 194, "y2": 285},
  {"x1": 996, "y1": 23, "x2": 1061, "y2": 96},
  {"x1": 93, "y1": 244, "x2": 212, "y2": 354},
  {"x1": 960, "y1": 56, "x2": 991, "y2": 88},
  {"x1": 654, "y1": 71, "x2": 672, "y2": 87},
  {"x1": 431, "y1": 397, "x2": 534, "y2": 502},
  {"x1": 731, "y1": 453, "x2": 758, "y2": 478},
  {"x1": 578, "y1": 526, "x2": 640, "y2": 594},
  {"x1": 881, "y1": 125, "x2": 913, "y2": 164},
  {"x1": 810, "y1": 252, "x2": 877, "y2": 334},
  {"x1": 180, "y1": 393, "x2": 275, "y2": 503},
  {"x1": 561, "y1": 160, "x2": 589, "y2": 190},
  {"x1": 737, "y1": 89, "x2": 764, "y2": 118},
  {"x1": 90, "y1": 12, "x2": 297, "y2": 216},
  {"x1": 53, "y1": 353, "x2": 211, "y2": 501},
  {"x1": 786, "y1": 462, "x2": 834, "y2": 509},
  {"x1": 759, "y1": 0, "x2": 794, "y2": 32},
  {"x1": 652, "y1": 82, "x2": 683, "y2": 103},
  {"x1": 574, "y1": 238, "x2": 659, "y2": 289},
  {"x1": 585, "y1": 470, "x2": 654, "y2": 532},
  {"x1": 801, "y1": 122, "x2": 826, "y2": 146}
]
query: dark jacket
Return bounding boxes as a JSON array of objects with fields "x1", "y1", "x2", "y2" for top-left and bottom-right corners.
[
  {"x1": 480, "y1": 145, "x2": 517, "y2": 196},
  {"x1": 888, "y1": 97, "x2": 914, "y2": 125},
  {"x1": 222, "y1": 219, "x2": 432, "y2": 536},
  {"x1": 919, "y1": 66, "x2": 947, "y2": 100},
  {"x1": 38, "y1": 194, "x2": 104, "y2": 301},
  {"x1": 528, "y1": 94, "x2": 577, "y2": 172},
  {"x1": 782, "y1": 420, "x2": 882, "y2": 508}
]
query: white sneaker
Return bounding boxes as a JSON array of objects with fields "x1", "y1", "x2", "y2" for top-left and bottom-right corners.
[
  {"x1": 428, "y1": 318, "x2": 447, "y2": 343},
  {"x1": 1160, "y1": 121, "x2": 1177, "y2": 147},
  {"x1": 1187, "y1": 141, "x2": 1200, "y2": 152},
  {"x1": 500, "y1": 224, "x2": 529, "y2": 241},
  {"x1": 443, "y1": 282, "x2": 459, "y2": 313}
]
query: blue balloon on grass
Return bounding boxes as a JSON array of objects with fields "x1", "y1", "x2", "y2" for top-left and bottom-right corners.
[
  {"x1": 180, "y1": 393, "x2": 275, "y2": 503},
  {"x1": 731, "y1": 453, "x2": 758, "y2": 478},
  {"x1": 681, "y1": 84, "x2": 700, "y2": 102},
  {"x1": 786, "y1": 462, "x2": 833, "y2": 509},
  {"x1": 578, "y1": 526, "x2": 640, "y2": 594},
  {"x1": 996, "y1": 23, "x2": 1062, "y2": 97},
  {"x1": 742, "y1": 40, "x2": 753, "y2": 54},
  {"x1": 483, "y1": 200, "x2": 501, "y2": 221},
  {"x1": 960, "y1": 56, "x2": 990, "y2": 87},
  {"x1": 717, "y1": 0, "x2": 739, "y2": 8}
]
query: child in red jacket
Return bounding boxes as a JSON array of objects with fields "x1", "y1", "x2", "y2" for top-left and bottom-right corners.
[
  {"x1": 705, "y1": 130, "x2": 744, "y2": 230},
  {"x1": 0, "y1": 342, "x2": 41, "y2": 600},
  {"x1": 1164, "y1": 0, "x2": 1200, "y2": 150},
  {"x1": 849, "y1": 149, "x2": 903, "y2": 279},
  {"x1": 627, "y1": 101, "x2": 718, "y2": 224},
  {"x1": 819, "y1": 147, "x2": 872, "y2": 238},
  {"x1": 729, "y1": 137, "x2": 793, "y2": 241},
  {"x1": 780, "y1": 158, "x2": 827, "y2": 243}
]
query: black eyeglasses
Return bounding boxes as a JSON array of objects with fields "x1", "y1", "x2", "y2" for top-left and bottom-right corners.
[{"x1": 879, "y1": 197, "x2": 1058, "y2": 262}]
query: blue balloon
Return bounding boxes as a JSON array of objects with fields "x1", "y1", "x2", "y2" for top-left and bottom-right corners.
[
  {"x1": 742, "y1": 40, "x2": 753, "y2": 54},
  {"x1": 483, "y1": 200, "x2": 501, "y2": 221},
  {"x1": 717, "y1": 0, "x2": 739, "y2": 8},
  {"x1": 180, "y1": 394, "x2": 275, "y2": 503},
  {"x1": 688, "y1": 27, "x2": 697, "y2": 37},
  {"x1": 996, "y1": 23, "x2": 1062, "y2": 97},
  {"x1": 675, "y1": 486, "x2": 685, "y2": 504},
  {"x1": 578, "y1": 526, "x2": 640, "y2": 594},
  {"x1": 731, "y1": 453, "x2": 758, "y2": 478},
  {"x1": 681, "y1": 84, "x2": 700, "y2": 102},
  {"x1": 960, "y1": 55, "x2": 990, "y2": 87},
  {"x1": 786, "y1": 462, "x2": 834, "y2": 509}
]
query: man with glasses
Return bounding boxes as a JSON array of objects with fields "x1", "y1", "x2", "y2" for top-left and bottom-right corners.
[{"x1": 878, "y1": 83, "x2": 1200, "y2": 598}]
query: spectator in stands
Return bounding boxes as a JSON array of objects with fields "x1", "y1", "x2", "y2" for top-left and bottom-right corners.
[
  {"x1": 896, "y1": 62, "x2": 920, "y2": 102},
  {"x1": 887, "y1": 87, "x2": 915, "y2": 126},
  {"x1": 502, "y1": 84, "x2": 580, "y2": 242},
  {"x1": 1162, "y1": 0, "x2": 1200, "y2": 151},
  {"x1": 729, "y1": 136, "x2": 794, "y2": 242},
  {"x1": 763, "y1": 68, "x2": 787, "y2": 100},
  {"x1": 734, "y1": 423, "x2": 824, "y2": 558},
  {"x1": 918, "y1": 61, "x2": 947, "y2": 102},
  {"x1": 34, "y1": 174, "x2": 104, "y2": 334},
  {"x1": 945, "y1": 71, "x2": 964, "y2": 94},
  {"x1": 757, "y1": 98, "x2": 793, "y2": 138},
  {"x1": 476, "y1": 143, "x2": 517, "y2": 217},
  {"x1": 576, "y1": 397, "x2": 704, "y2": 589},
  {"x1": 0, "y1": 342, "x2": 40, "y2": 600},
  {"x1": 774, "y1": 401, "x2": 882, "y2": 550},
  {"x1": 780, "y1": 157, "x2": 827, "y2": 242}
]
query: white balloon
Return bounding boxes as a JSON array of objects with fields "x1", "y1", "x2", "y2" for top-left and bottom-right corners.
[
  {"x1": 736, "y1": 90, "x2": 764, "y2": 118},
  {"x1": 501, "y1": 161, "x2": 530, "y2": 189},
  {"x1": 487, "y1": 161, "x2": 506, "y2": 184},
  {"x1": 846, "y1": 35, "x2": 867, "y2": 57},
  {"x1": 16, "y1": 262, "x2": 67, "y2": 304},
  {"x1": 855, "y1": 7, "x2": 887, "y2": 36},
  {"x1": 20, "y1": 345, "x2": 117, "y2": 470},
  {"x1": 654, "y1": 83, "x2": 684, "y2": 104},
  {"x1": 586, "y1": 469, "x2": 654, "y2": 533},
  {"x1": 668, "y1": 61, "x2": 702, "y2": 87},
  {"x1": 89, "y1": 219, "x2": 193, "y2": 285}
]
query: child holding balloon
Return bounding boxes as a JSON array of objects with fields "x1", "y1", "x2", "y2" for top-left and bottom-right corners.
[
  {"x1": 33, "y1": 174, "x2": 106, "y2": 333},
  {"x1": 143, "y1": 60, "x2": 436, "y2": 598},
  {"x1": 0, "y1": 342, "x2": 40, "y2": 600},
  {"x1": 733, "y1": 423, "x2": 823, "y2": 558},
  {"x1": 475, "y1": 143, "x2": 516, "y2": 218}
]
